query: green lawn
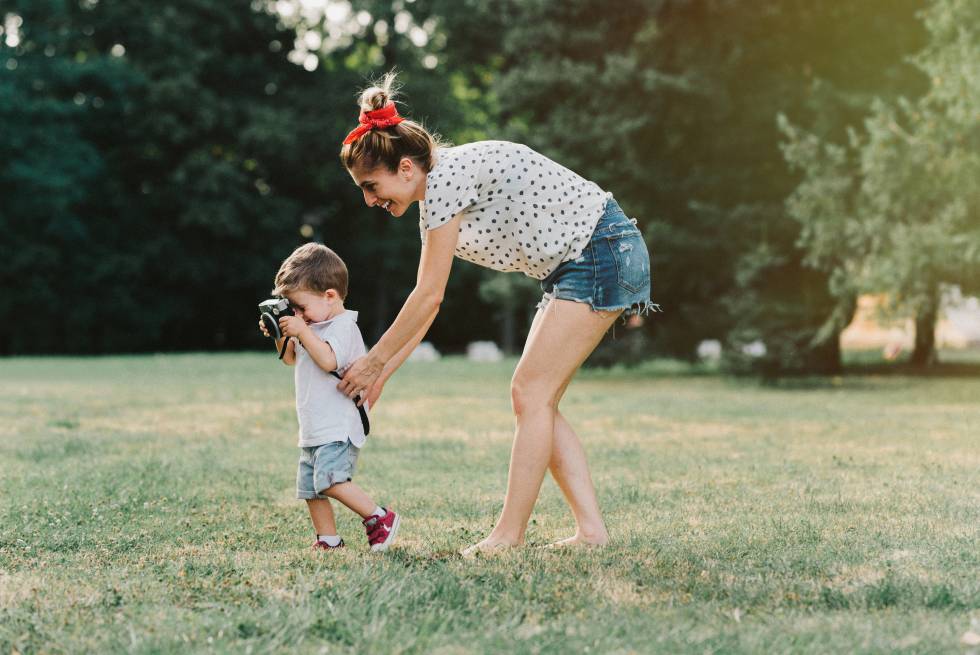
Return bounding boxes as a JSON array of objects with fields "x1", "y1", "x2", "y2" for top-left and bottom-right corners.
[{"x1": 1, "y1": 354, "x2": 978, "y2": 654}]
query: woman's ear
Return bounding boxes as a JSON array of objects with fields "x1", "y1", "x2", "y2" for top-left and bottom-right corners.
[{"x1": 399, "y1": 156, "x2": 415, "y2": 179}]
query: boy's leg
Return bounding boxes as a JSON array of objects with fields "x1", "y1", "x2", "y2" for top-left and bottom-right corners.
[
  {"x1": 313, "y1": 442, "x2": 378, "y2": 518},
  {"x1": 306, "y1": 498, "x2": 338, "y2": 536},
  {"x1": 324, "y1": 481, "x2": 400, "y2": 552},
  {"x1": 322, "y1": 481, "x2": 378, "y2": 519},
  {"x1": 313, "y1": 442, "x2": 399, "y2": 551}
]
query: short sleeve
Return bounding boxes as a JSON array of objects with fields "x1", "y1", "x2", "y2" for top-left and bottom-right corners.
[
  {"x1": 321, "y1": 323, "x2": 354, "y2": 372},
  {"x1": 422, "y1": 150, "x2": 480, "y2": 231}
]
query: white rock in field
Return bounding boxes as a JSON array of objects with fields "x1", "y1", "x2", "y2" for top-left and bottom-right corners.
[
  {"x1": 741, "y1": 340, "x2": 767, "y2": 358},
  {"x1": 408, "y1": 341, "x2": 441, "y2": 362},
  {"x1": 467, "y1": 341, "x2": 503, "y2": 362},
  {"x1": 697, "y1": 339, "x2": 722, "y2": 361}
]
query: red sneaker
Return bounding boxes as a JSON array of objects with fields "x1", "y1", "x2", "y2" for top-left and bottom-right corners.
[
  {"x1": 312, "y1": 538, "x2": 345, "y2": 551},
  {"x1": 362, "y1": 509, "x2": 400, "y2": 552}
]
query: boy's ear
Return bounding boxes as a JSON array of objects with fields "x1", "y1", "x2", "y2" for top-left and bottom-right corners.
[{"x1": 325, "y1": 289, "x2": 341, "y2": 302}]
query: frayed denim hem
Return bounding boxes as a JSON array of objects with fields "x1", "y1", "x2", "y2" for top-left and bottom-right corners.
[
  {"x1": 614, "y1": 299, "x2": 664, "y2": 321},
  {"x1": 536, "y1": 291, "x2": 663, "y2": 320}
]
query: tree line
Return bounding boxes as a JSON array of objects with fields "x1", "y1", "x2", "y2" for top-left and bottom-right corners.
[{"x1": 1, "y1": 0, "x2": 975, "y2": 372}]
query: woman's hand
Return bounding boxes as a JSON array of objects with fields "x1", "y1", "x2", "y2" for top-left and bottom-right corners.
[
  {"x1": 338, "y1": 353, "x2": 385, "y2": 406},
  {"x1": 258, "y1": 317, "x2": 271, "y2": 338},
  {"x1": 364, "y1": 377, "x2": 386, "y2": 408}
]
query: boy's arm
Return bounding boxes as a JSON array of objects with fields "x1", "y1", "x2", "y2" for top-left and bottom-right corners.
[
  {"x1": 261, "y1": 317, "x2": 295, "y2": 364},
  {"x1": 294, "y1": 329, "x2": 338, "y2": 373},
  {"x1": 280, "y1": 337, "x2": 297, "y2": 366},
  {"x1": 280, "y1": 315, "x2": 338, "y2": 372}
]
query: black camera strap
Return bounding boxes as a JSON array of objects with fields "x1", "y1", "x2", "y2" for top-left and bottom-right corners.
[{"x1": 330, "y1": 371, "x2": 370, "y2": 436}]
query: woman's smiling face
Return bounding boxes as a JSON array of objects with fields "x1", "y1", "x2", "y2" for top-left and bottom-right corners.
[{"x1": 349, "y1": 157, "x2": 426, "y2": 218}]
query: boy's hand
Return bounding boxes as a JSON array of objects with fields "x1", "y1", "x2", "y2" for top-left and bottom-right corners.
[
  {"x1": 258, "y1": 317, "x2": 271, "y2": 338},
  {"x1": 279, "y1": 315, "x2": 310, "y2": 339}
]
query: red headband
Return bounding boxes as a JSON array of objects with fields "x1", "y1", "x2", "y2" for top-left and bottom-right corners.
[{"x1": 342, "y1": 102, "x2": 405, "y2": 145}]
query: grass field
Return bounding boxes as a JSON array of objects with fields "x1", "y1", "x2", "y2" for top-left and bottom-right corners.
[{"x1": 1, "y1": 353, "x2": 978, "y2": 654}]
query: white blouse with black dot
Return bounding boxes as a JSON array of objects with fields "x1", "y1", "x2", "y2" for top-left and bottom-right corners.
[{"x1": 419, "y1": 140, "x2": 609, "y2": 280}]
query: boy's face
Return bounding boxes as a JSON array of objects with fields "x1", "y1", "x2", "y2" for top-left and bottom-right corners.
[
  {"x1": 284, "y1": 289, "x2": 340, "y2": 324},
  {"x1": 349, "y1": 157, "x2": 425, "y2": 218}
]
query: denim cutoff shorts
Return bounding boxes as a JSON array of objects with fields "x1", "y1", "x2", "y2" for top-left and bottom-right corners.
[
  {"x1": 538, "y1": 196, "x2": 661, "y2": 317},
  {"x1": 296, "y1": 440, "x2": 360, "y2": 500}
]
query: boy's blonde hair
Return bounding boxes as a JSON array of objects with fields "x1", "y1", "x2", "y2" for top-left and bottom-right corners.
[{"x1": 273, "y1": 243, "x2": 348, "y2": 300}]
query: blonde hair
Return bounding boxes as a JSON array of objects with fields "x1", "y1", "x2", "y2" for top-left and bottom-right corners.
[
  {"x1": 273, "y1": 243, "x2": 348, "y2": 300},
  {"x1": 339, "y1": 71, "x2": 447, "y2": 173}
]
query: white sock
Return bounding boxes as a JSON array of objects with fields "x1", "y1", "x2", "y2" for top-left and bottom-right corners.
[
  {"x1": 372, "y1": 506, "x2": 386, "y2": 518},
  {"x1": 317, "y1": 534, "x2": 341, "y2": 547}
]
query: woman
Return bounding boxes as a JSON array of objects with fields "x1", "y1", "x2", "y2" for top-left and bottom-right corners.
[{"x1": 336, "y1": 74, "x2": 658, "y2": 555}]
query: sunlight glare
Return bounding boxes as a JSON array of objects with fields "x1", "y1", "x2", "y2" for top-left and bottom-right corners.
[
  {"x1": 303, "y1": 31, "x2": 322, "y2": 50},
  {"x1": 394, "y1": 10, "x2": 411, "y2": 34},
  {"x1": 325, "y1": 1, "x2": 351, "y2": 24},
  {"x1": 409, "y1": 25, "x2": 428, "y2": 47}
]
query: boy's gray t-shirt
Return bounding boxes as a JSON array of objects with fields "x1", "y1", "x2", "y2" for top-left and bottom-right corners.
[{"x1": 293, "y1": 310, "x2": 368, "y2": 448}]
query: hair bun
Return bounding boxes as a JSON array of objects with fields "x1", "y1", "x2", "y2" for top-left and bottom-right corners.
[{"x1": 357, "y1": 72, "x2": 399, "y2": 112}]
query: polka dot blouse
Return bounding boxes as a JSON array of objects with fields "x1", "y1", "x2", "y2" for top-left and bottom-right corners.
[{"x1": 419, "y1": 140, "x2": 610, "y2": 280}]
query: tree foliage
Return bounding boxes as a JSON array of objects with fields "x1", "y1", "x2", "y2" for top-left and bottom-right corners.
[
  {"x1": 0, "y1": 0, "x2": 956, "y2": 374},
  {"x1": 780, "y1": 0, "x2": 979, "y2": 366}
]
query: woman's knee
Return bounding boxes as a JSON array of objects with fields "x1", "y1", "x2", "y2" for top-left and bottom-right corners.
[{"x1": 510, "y1": 373, "x2": 559, "y2": 417}]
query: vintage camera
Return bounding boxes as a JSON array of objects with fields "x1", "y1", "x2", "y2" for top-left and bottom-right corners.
[{"x1": 258, "y1": 297, "x2": 295, "y2": 341}]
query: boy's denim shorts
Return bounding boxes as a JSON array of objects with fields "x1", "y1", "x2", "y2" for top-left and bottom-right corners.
[
  {"x1": 296, "y1": 440, "x2": 360, "y2": 500},
  {"x1": 538, "y1": 196, "x2": 661, "y2": 317}
]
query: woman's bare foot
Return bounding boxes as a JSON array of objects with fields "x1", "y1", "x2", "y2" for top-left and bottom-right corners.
[
  {"x1": 460, "y1": 537, "x2": 521, "y2": 559},
  {"x1": 543, "y1": 532, "x2": 609, "y2": 549}
]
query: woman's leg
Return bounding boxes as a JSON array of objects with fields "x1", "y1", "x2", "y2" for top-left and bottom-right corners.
[
  {"x1": 547, "y1": 411, "x2": 610, "y2": 546},
  {"x1": 531, "y1": 307, "x2": 610, "y2": 546},
  {"x1": 463, "y1": 299, "x2": 620, "y2": 554}
]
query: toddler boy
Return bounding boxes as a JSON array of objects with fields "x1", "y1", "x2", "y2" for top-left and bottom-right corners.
[{"x1": 260, "y1": 243, "x2": 400, "y2": 551}]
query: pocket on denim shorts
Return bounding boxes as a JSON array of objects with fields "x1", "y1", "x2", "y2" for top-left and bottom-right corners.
[{"x1": 604, "y1": 231, "x2": 648, "y2": 293}]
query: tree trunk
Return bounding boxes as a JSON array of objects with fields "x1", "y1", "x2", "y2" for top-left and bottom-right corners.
[
  {"x1": 910, "y1": 286, "x2": 939, "y2": 367},
  {"x1": 805, "y1": 292, "x2": 858, "y2": 374}
]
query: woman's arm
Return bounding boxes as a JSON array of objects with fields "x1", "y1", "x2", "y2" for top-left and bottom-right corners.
[
  {"x1": 380, "y1": 306, "x2": 438, "y2": 380},
  {"x1": 375, "y1": 245, "x2": 445, "y2": 382},
  {"x1": 362, "y1": 305, "x2": 438, "y2": 406},
  {"x1": 338, "y1": 213, "x2": 461, "y2": 401},
  {"x1": 361, "y1": 252, "x2": 442, "y2": 406}
]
